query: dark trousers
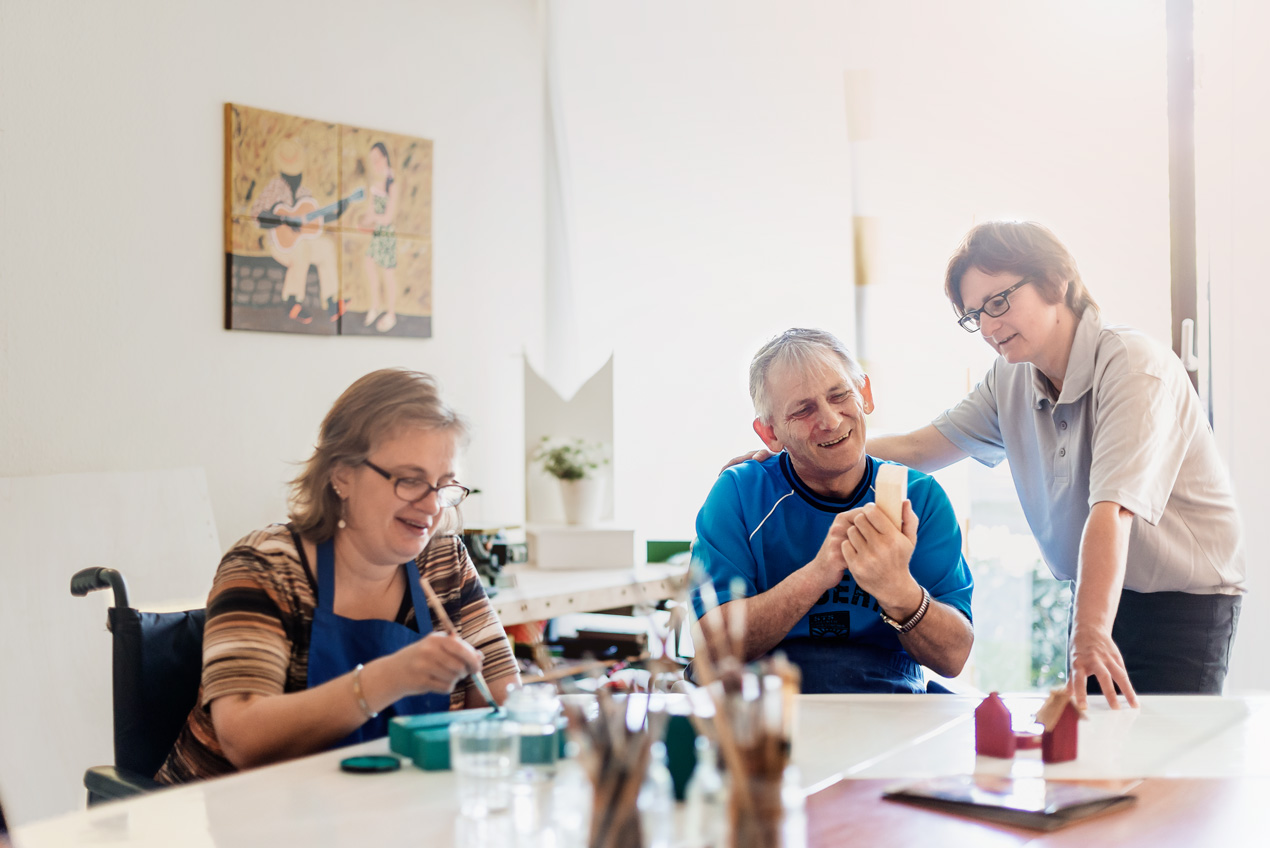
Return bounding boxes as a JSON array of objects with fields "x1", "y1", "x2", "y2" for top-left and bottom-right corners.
[{"x1": 1079, "y1": 589, "x2": 1242, "y2": 696}]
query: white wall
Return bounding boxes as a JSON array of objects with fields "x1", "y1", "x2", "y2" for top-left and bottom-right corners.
[
  {"x1": 1197, "y1": 0, "x2": 1270, "y2": 691},
  {"x1": 549, "y1": 1, "x2": 858, "y2": 540},
  {"x1": 0, "y1": 0, "x2": 544, "y2": 544},
  {"x1": 0, "y1": 470, "x2": 223, "y2": 826},
  {"x1": 550, "y1": 0, "x2": 1173, "y2": 544},
  {"x1": 0, "y1": 0, "x2": 542, "y2": 822},
  {"x1": 834, "y1": 0, "x2": 1172, "y2": 427}
]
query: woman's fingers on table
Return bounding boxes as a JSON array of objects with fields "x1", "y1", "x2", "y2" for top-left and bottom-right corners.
[
  {"x1": 1122, "y1": 665, "x2": 1143, "y2": 705},
  {"x1": 1071, "y1": 630, "x2": 1139, "y2": 710},
  {"x1": 1093, "y1": 669, "x2": 1119, "y2": 710},
  {"x1": 1111, "y1": 665, "x2": 1139, "y2": 708}
]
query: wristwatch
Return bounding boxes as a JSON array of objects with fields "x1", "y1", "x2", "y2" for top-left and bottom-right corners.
[{"x1": 879, "y1": 586, "x2": 931, "y2": 634}]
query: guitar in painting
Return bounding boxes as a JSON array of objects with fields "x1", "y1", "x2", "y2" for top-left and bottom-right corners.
[{"x1": 264, "y1": 187, "x2": 365, "y2": 251}]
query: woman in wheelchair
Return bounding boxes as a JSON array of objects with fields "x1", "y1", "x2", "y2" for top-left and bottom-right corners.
[{"x1": 156, "y1": 369, "x2": 519, "y2": 783}]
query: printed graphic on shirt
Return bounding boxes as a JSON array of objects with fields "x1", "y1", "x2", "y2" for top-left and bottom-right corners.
[{"x1": 809, "y1": 611, "x2": 851, "y2": 637}]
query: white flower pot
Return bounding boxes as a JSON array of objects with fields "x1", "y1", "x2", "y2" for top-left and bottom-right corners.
[{"x1": 559, "y1": 477, "x2": 604, "y2": 526}]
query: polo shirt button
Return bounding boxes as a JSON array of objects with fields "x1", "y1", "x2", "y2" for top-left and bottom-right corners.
[
  {"x1": 1059, "y1": 448, "x2": 1066, "y2": 457},
  {"x1": 1060, "y1": 421, "x2": 1068, "y2": 430}
]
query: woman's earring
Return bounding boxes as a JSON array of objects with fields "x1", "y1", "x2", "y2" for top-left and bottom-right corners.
[{"x1": 333, "y1": 484, "x2": 347, "y2": 530}]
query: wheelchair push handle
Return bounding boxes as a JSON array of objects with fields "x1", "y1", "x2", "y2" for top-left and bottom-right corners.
[{"x1": 70, "y1": 567, "x2": 131, "y2": 609}]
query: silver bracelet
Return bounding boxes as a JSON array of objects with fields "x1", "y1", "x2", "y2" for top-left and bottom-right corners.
[
  {"x1": 352, "y1": 663, "x2": 379, "y2": 719},
  {"x1": 880, "y1": 586, "x2": 932, "y2": 634}
]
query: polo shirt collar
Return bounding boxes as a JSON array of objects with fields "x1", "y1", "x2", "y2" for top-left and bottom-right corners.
[
  {"x1": 1029, "y1": 307, "x2": 1102, "y2": 409},
  {"x1": 779, "y1": 452, "x2": 873, "y2": 512}
]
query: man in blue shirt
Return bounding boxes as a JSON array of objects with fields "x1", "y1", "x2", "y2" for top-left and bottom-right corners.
[{"x1": 693, "y1": 329, "x2": 974, "y2": 693}]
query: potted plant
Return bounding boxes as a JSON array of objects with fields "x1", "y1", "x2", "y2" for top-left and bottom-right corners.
[{"x1": 532, "y1": 437, "x2": 609, "y2": 525}]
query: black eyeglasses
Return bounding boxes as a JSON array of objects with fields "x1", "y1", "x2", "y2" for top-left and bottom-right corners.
[
  {"x1": 956, "y1": 278, "x2": 1032, "y2": 332},
  {"x1": 362, "y1": 460, "x2": 470, "y2": 507}
]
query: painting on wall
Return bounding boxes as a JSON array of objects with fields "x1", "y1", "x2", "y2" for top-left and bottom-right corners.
[
  {"x1": 224, "y1": 103, "x2": 433, "y2": 337},
  {"x1": 337, "y1": 125, "x2": 433, "y2": 336}
]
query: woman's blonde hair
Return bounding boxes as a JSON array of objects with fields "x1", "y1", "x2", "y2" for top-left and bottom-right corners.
[
  {"x1": 289, "y1": 369, "x2": 469, "y2": 543},
  {"x1": 944, "y1": 221, "x2": 1099, "y2": 318}
]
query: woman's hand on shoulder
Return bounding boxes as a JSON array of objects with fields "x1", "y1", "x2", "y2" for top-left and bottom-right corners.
[
  {"x1": 392, "y1": 632, "x2": 483, "y2": 696},
  {"x1": 719, "y1": 449, "x2": 773, "y2": 475}
]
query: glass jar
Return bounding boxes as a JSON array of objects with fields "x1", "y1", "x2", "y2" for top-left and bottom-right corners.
[
  {"x1": 638, "y1": 741, "x2": 675, "y2": 848},
  {"x1": 683, "y1": 735, "x2": 725, "y2": 848},
  {"x1": 503, "y1": 683, "x2": 563, "y2": 781},
  {"x1": 726, "y1": 764, "x2": 806, "y2": 848}
]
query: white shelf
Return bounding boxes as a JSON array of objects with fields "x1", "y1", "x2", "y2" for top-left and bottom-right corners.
[{"x1": 489, "y1": 562, "x2": 689, "y2": 626}]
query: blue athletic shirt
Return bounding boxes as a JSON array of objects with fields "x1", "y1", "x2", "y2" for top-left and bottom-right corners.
[{"x1": 692, "y1": 453, "x2": 973, "y2": 692}]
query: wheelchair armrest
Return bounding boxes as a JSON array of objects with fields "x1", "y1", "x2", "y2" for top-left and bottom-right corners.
[{"x1": 84, "y1": 766, "x2": 163, "y2": 804}]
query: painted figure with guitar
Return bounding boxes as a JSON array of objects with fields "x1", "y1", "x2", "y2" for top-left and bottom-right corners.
[{"x1": 251, "y1": 139, "x2": 360, "y2": 325}]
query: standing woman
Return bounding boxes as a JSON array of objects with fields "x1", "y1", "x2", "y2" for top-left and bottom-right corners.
[
  {"x1": 359, "y1": 141, "x2": 400, "y2": 333},
  {"x1": 869, "y1": 221, "x2": 1245, "y2": 706},
  {"x1": 157, "y1": 369, "x2": 518, "y2": 783}
]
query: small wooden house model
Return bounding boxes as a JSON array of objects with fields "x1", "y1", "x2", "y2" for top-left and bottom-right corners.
[{"x1": 1035, "y1": 688, "x2": 1084, "y2": 764}]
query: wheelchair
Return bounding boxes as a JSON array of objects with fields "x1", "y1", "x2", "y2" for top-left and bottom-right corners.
[{"x1": 70, "y1": 567, "x2": 205, "y2": 804}]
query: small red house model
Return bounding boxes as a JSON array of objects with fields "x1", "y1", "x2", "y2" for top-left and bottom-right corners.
[
  {"x1": 974, "y1": 692, "x2": 1016, "y2": 758},
  {"x1": 975, "y1": 689, "x2": 1082, "y2": 762},
  {"x1": 1036, "y1": 689, "x2": 1083, "y2": 764}
]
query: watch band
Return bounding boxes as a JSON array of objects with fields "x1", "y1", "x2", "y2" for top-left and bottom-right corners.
[{"x1": 880, "y1": 586, "x2": 931, "y2": 634}]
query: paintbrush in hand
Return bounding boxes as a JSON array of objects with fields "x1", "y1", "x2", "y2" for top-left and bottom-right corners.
[{"x1": 418, "y1": 575, "x2": 502, "y2": 713}]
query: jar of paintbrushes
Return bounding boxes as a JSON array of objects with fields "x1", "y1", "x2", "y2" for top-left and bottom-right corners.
[
  {"x1": 692, "y1": 578, "x2": 806, "y2": 847},
  {"x1": 563, "y1": 689, "x2": 668, "y2": 848}
]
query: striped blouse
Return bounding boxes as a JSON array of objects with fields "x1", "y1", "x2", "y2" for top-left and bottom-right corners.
[{"x1": 155, "y1": 524, "x2": 515, "y2": 784}]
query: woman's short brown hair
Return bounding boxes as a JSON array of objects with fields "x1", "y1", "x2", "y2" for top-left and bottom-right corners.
[
  {"x1": 944, "y1": 221, "x2": 1098, "y2": 318},
  {"x1": 289, "y1": 369, "x2": 469, "y2": 542}
]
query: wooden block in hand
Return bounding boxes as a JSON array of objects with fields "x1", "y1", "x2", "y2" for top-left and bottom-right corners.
[{"x1": 874, "y1": 464, "x2": 906, "y2": 529}]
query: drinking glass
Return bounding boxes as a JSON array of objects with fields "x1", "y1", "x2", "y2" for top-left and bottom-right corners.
[{"x1": 450, "y1": 720, "x2": 520, "y2": 817}]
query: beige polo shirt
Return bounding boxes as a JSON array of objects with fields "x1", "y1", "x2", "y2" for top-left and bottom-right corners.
[{"x1": 934, "y1": 308, "x2": 1245, "y2": 595}]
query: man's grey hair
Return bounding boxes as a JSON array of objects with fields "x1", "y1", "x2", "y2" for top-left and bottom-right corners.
[{"x1": 749, "y1": 328, "x2": 867, "y2": 424}]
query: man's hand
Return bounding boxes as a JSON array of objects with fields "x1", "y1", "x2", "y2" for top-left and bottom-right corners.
[
  {"x1": 718, "y1": 449, "x2": 775, "y2": 475},
  {"x1": 806, "y1": 511, "x2": 859, "y2": 591},
  {"x1": 839, "y1": 501, "x2": 920, "y2": 614},
  {"x1": 1070, "y1": 624, "x2": 1139, "y2": 710}
]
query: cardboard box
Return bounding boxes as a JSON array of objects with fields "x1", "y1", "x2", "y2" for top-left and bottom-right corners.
[{"x1": 527, "y1": 525, "x2": 636, "y2": 570}]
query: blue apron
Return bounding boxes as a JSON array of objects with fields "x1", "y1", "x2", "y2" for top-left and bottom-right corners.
[
  {"x1": 777, "y1": 638, "x2": 925, "y2": 694},
  {"x1": 307, "y1": 538, "x2": 450, "y2": 747}
]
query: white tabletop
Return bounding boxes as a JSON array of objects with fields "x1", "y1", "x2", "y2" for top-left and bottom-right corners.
[
  {"x1": 14, "y1": 694, "x2": 1269, "y2": 847},
  {"x1": 797, "y1": 694, "x2": 1270, "y2": 792}
]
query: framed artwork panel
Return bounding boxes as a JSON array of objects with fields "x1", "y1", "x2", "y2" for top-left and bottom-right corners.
[{"x1": 225, "y1": 103, "x2": 432, "y2": 338}]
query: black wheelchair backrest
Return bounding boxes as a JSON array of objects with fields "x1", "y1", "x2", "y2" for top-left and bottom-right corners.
[
  {"x1": 108, "y1": 606, "x2": 206, "y2": 778},
  {"x1": 72, "y1": 567, "x2": 206, "y2": 779}
]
